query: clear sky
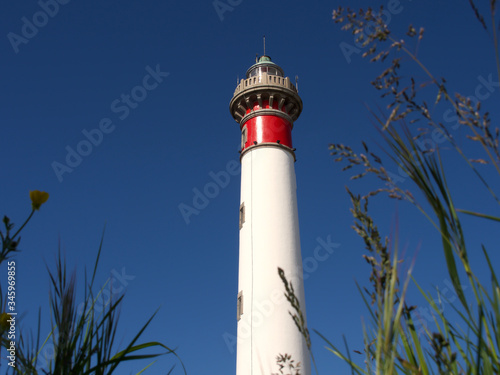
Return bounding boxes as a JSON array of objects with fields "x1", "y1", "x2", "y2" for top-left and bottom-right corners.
[{"x1": 1, "y1": 0, "x2": 499, "y2": 373}]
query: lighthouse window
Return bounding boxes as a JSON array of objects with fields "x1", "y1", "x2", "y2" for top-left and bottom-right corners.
[
  {"x1": 268, "y1": 67, "x2": 278, "y2": 76},
  {"x1": 241, "y1": 128, "x2": 247, "y2": 149},
  {"x1": 239, "y1": 203, "x2": 245, "y2": 229},
  {"x1": 237, "y1": 291, "x2": 243, "y2": 320},
  {"x1": 247, "y1": 66, "x2": 284, "y2": 78}
]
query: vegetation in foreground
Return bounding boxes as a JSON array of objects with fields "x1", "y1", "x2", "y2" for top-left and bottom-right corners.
[
  {"x1": 0, "y1": 191, "x2": 185, "y2": 374},
  {"x1": 282, "y1": 2, "x2": 500, "y2": 374}
]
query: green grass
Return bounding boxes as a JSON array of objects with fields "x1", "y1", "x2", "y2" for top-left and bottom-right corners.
[{"x1": 0, "y1": 202, "x2": 184, "y2": 375}]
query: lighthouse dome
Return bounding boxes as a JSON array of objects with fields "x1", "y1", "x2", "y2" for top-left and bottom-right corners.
[{"x1": 246, "y1": 55, "x2": 284, "y2": 78}]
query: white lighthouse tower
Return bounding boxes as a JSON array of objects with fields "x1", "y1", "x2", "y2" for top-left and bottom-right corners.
[{"x1": 230, "y1": 55, "x2": 311, "y2": 375}]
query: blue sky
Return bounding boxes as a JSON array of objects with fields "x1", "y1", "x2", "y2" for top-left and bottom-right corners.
[{"x1": 1, "y1": 0, "x2": 500, "y2": 373}]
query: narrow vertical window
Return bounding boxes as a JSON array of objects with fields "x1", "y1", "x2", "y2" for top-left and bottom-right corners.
[
  {"x1": 241, "y1": 128, "x2": 247, "y2": 149},
  {"x1": 239, "y1": 203, "x2": 245, "y2": 229},
  {"x1": 237, "y1": 291, "x2": 243, "y2": 321}
]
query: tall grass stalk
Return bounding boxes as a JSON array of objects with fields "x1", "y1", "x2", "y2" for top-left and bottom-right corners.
[
  {"x1": 282, "y1": 4, "x2": 500, "y2": 374},
  {"x1": 14, "y1": 235, "x2": 185, "y2": 375}
]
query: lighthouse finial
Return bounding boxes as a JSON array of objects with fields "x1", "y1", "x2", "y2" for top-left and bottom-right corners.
[{"x1": 263, "y1": 35, "x2": 266, "y2": 56}]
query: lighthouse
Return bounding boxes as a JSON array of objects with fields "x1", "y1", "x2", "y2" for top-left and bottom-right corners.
[{"x1": 229, "y1": 55, "x2": 311, "y2": 375}]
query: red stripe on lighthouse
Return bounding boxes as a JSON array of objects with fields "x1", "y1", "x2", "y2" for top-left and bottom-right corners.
[{"x1": 242, "y1": 115, "x2": 292, "y2": 151}]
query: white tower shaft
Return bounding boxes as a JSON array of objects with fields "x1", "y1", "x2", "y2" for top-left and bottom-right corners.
[{"x1": 236, "y1": 147, "x2": 310, "y2": 375}]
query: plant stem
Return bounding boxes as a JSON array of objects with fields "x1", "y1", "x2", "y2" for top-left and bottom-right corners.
[
  {"x1": 11, "y1": 209, "x2": 35, "y2": 241},
  {"x1": 391, "y1": 36, "x2": 500, "y2": 176}
]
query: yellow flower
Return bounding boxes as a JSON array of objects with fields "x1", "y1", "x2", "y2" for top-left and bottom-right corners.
[{"x1": 30, "y1": 190, "x2": 49, "y2": 210}]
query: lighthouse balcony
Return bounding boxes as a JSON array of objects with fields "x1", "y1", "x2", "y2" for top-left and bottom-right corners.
[
  {"x1": 230, "y1": 73, "x2": 303, "y2": 124},
  {"x1": 232, "y1": 72, "x2": 298, "y2": 96}
]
